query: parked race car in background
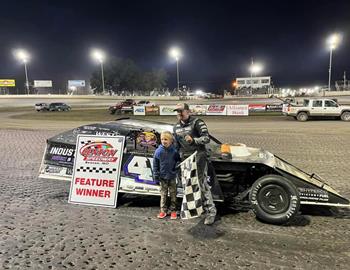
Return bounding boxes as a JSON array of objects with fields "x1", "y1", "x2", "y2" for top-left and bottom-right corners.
[
  {"x1": 39, "y1": 118, "x2": 350, "y2": 225},
  {"x1": 109, "y1": 99, "x2": 136, "y2": 114},
  {"x1": 136, "y1": 100, "x2": 156, "y2": 106},
  {"x1": 48, "y1": 103, "x2": 71, "y2": 112},
  {"x1": 35, "y1": 103, "x2": 49, "y2": 111}
]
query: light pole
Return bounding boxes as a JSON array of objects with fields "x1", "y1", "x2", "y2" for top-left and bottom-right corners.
[
  {"x1": 249, "y1": 59, "x2": 263, "y2": 95},
  {"x1": 326, "y1": 33, "x2": 341, "y2": 95},
  {"x1": 169, "y1": 47, "x2": 182, "y2": 92},
  {"x1": 14, "y1": 49, "x2": 30, "y2": 95},
  {"x1": 91, "y1": 49, "x2": 106, "y2": 94}
]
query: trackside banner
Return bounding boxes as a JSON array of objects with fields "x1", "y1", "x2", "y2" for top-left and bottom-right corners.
[
  {"x1": 159, "y1": 105, "x2": 177, "y2": 115},
  {"x1": 226, "y1": 105, "x2": 249, "y2": 116},
  {"x1": 69, "y1": 135, "x2": 125, "y2": 208}
]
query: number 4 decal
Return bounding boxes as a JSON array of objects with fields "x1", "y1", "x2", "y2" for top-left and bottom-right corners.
[{"x1": 123, "y1": 155, "x2": 158, "y2": 185}]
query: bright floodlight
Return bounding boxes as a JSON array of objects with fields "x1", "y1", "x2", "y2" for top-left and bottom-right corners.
[
  {"x1": 250, "y1": 63, "x2": 263, "y2": 74},
  {"x1": 169, "y1": 47, "x2": 182, "y2": 61},
  {"x1": 327, "y1": 33, "x2": 341, "y2": 50},
  {"x1": 195, "y1": 90, "x2": 203, "y2": 95},
  {"x1": 15, "y1": 49, "x2": 30, "y2": 63},
  {"x1": 91, "y1": 49, "x2": 105, "y2": 63}
]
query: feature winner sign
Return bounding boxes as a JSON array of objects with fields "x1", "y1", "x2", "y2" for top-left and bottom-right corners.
[{"x1": 69, "y1": 135, "x2": 125, "y2": 208}]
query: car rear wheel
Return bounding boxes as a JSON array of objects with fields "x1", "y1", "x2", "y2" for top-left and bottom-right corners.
[
  {"x1": 296, "y1": 112, "x2": 308, "y2": 121},
  {"x1": 249, "y1": 174, "x2": 300, "y2": 225},
  {"x1": 341, "y1": 111, "x2": 350, "y2": 121}
]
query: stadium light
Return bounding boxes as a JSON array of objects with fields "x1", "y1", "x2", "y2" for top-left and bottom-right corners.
[
  {"x1": 14, "y1": 49, "x2": 30, "y2": 95},
  {"x1": 169, "y1": 47, "x2": 182, "y2": 92},
  {"x1": 326, "y1": 33, "x2": 342, "y2": 95},
  {"x1": 91, "y1": 49, "x2": 106, "y2": 93}
]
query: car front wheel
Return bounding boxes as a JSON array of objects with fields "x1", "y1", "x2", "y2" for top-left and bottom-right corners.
[{"x1": 249, "y1": 174, "x2": 300, "y2": 225}]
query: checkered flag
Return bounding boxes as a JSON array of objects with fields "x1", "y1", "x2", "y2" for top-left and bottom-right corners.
[{"x1": 180, "y1": 152, "x2": 203, "y2": 219}]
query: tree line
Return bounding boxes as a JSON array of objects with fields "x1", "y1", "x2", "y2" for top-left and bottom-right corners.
[{"x1": 90, "y1": 57, "x2": 168, "y2": 94}]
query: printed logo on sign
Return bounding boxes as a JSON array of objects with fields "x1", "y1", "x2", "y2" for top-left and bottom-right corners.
[
  {"x1": 80, "y1": 141, "x2": 118, "y2": 162},
  {"x1": 50, "y1": 147, "x2": 74, "y2": 156},
  {"x1": 135, "y1": 108, "x2": 145, "y2": 112},
  {"x1": 208, "y1": 105, "x2": 225, "y2": 113}
]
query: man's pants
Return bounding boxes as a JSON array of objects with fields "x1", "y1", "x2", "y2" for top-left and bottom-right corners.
[
  {"x1": 195, "y1": 152, "x2": 217, "y2": 218},
  {"x1": 160, "y1": 179, "x2": 177, "y2": 213}
]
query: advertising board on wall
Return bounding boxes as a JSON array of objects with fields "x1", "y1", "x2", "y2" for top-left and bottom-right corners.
[
  {"x1": 69, "y1": 135, "x2": 125, "y2": 208},
  {"x1": 206, "y1": 104, "x2": 227, "y2": 115},
  {"x1": 34, "y1": 80, "x2": 53, "y2": 88},
  {"x1": 226, "y1": 105, "x2": 249, "y2": 116},
  {"x1": 190, "y1": 104, "x2": 207, "y2": 115},
  {"x1": 145, "y1": 105, "x2": 159, "y2": 116},
  {"x1": 68, "y1": 80, "x2": 86, "y2": 87},
  {"x1": 0, "y1": 79, "x2": 15, "y2": 87},
  {"x1": 248, "y1": 104, "x2": 266, "y2": 112},
  {"x1": 133, "y1": 106, "x2": 146, "y2": 115},
  {"x1": 159, "y1": 105, "x2": 177, "y2": 115}
]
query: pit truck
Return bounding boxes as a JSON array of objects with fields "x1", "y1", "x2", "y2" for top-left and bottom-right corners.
[{"x1": 286, "y1": 98, "x2": 350, "y2": 121}]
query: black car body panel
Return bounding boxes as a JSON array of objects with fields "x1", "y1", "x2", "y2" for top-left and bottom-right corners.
[{"x1": 39, "y1": 118, "x2": 350, "y2": 209}]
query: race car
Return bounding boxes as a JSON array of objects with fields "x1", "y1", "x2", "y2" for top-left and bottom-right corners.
[{"x1": 39, "y1": 118, "x2": 350, "y2": 225}]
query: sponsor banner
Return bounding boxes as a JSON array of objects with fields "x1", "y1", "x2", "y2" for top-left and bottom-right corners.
[
  {"x1": 190, "y1": 104, "x2": 207, "y2": 115},
  {"x1": 0, "y1": 79, "x2": 15, "y2": 87},
  {"x1": 265, "y1": 104, "x2": 283, "y2": 112},
  {"x1": 69, "y1": 135, "x2": 125, "y2": 208},
  {"x1": 226, "y1": 104, "x2": 249, "y2": 116},
  {"x1": 34, "y1": 80, "x2": 52, "y2": 88},
  {"x1": 206, "y1": 104, "x2": 227, "y2": 115},
  {"x1": 68, "y1": 80, "x2": 85, "y2": 87},
  {"x1": 145, "y1": 105, "x2": 159, "y2": 116},
  {"x1": 249, "y1": 104, "x2": 266, "y2": 112},
  {"x1": 159, "y1": 105, "x2": 177, "y2": 115},
  {"x1": 133, "y1": 106, "x2": 145, "y2": 115}
]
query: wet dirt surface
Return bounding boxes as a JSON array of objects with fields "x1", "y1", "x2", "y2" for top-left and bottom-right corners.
[{"x1": 1, "y1": 116, "x2": 350, "y2": 269}]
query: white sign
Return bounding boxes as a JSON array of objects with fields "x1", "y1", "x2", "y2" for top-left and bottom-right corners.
[
  {"x1": 206, "y1": 104, "x2": 227, "y2": 115},
  {"x1": 34, "y1": 80, "x2": 52, "y2": 88},
  {"x1": 69, "y1": 135, "x2": 125, "y2": 208},
  {"x1": 190, "y1": 104, "x2": 207, "y2": 115},
  {"x1": 226, "y1": 105, "x2": 249, "y2": 116},
  {"x1": 159, "y1": 105, "x2": 177, "y2": 115},
  {"x1": 133, "y1": 106, "x2": 146, "y2": 115},
  {"x1": 68, "y1": 80, "x2": 86, "y2": 87}
]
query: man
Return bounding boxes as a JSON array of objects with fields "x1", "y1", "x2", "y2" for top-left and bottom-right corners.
[{"x1": 173, "y1": 103, "x2": 217, "y2": 225}]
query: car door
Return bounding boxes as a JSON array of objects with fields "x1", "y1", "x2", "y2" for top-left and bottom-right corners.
[
  {"x1": 310, "y1": 100, "x2": 323, "y2": 116},
  {"x1": 323, "y1": 100, "x2": 339, "y2": 116},
  {"x1": 119, "y1": 130, "x2": 161, "y2": 195}
]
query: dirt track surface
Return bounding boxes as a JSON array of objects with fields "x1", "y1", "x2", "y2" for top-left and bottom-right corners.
[{"x1": 1, "y1": 113, "x2": 350, "y2": 269}]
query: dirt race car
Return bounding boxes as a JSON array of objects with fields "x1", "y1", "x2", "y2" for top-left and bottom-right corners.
[{"x1": 39, "y1": 118, "x2": 350, "y2": 225}]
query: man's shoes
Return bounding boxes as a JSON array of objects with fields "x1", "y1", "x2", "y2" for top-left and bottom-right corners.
[
  {"x1": 204, "y1": 215, "x2": 215, "y2": 225},
  {"x1": 157, "y1": 212, "x2": 167, "y2": 219},
  {"x1": 170, "y1": 212, "x2": 177, "y2": 220}
]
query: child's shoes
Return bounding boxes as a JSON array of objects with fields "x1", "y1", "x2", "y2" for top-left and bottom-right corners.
[{"x1": 157, "y1": 212, "x2": 167, "y2": 219}]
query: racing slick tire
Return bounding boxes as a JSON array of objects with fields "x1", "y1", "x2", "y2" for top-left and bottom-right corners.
[
  {"x1": 296, "y1": 112, "x2": 308, "y2": 121},
  {"x1": 340, "y1": 111, "x2": 350, "y2": 121},
  {"x1": 249, "y1": 174, "x2": 300, "y2": 225}
]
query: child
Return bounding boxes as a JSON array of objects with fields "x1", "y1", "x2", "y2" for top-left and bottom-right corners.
[{"x1": 153, "y1": 131, "x2": 180, "y2": 219}]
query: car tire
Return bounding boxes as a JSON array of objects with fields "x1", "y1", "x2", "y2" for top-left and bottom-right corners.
[
  {"x1": 296, "y1": 112, "x2": 308, "y2": 121},
  {"x1": 249, "y1": 174, "x2": 300, "y2": 225},
  {"x1": 58, "y1": 108, "x2": 62, "y2": 112},
  {"x1": 340, "y1": 111, "x2": 350, "y2": 121}
]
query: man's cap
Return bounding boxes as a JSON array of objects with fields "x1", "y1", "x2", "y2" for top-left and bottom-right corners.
[{"x1": 173, "y1": 103, "x2": 190, "y2": 111}]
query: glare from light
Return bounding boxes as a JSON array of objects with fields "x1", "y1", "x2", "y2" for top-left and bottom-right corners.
[
  {"x1": 314, "y1": 86, "x2": 320, "y2": 90},
  {"x1": 327, "y1": 33, "x2": 341, "y2": 50},
  {"x1": 249, "y1": 63, "x2": 263, "y2": 74},
  {"x1": 169, "y1": 47, "x2": 182, "y2": 61},
  {"x1": 14, "y1": 49, "x2": 30, "y2": 63},
  {"x1": 195, "y1": 90, "x2": 203, "y2": 95},
  {"x1": 91, "y1": 49, "x2": 105, "y2": 63}
]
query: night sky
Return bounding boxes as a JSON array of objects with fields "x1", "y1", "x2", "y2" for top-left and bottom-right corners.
[{"x1": 1, "y1": 0, "x2": 350, "y2": 92}]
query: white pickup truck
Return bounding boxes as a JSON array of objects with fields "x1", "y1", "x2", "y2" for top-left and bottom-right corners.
[{"x1": 286, "y1": 98, "x2": 350, "y2": 121}]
